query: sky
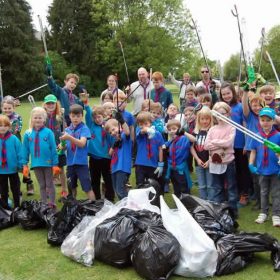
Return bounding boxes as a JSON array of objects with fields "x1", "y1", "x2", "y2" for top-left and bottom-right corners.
[{"x1": 27, "y1": 0, "x2": 280, "y2": 64}]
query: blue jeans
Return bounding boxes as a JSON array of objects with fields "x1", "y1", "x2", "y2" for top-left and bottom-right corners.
[
  {"x1": 210, "y1": 161, "x2": 238, "y2": 214},
  {"x1": 195, "y1": 166, "x2": 213, "y2": 200},
  {"x1": 112, "y1": 171, "x2": 129, "y2": 200}
]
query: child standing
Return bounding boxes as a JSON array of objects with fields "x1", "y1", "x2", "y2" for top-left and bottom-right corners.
[
  {"x1": 0, "y1": 115, "x2": 22, "y2": 209},
  {"x1": 204, "y1": 102, "x2": 238, "y2": 217},
  {"x1": 84, "y1": 102, "x2": 115, "y2": 201},
  {"x1": 164, "y1": 119, "x2": 192, "y2": 198},
  {"x1": 181, "y1": 85, "x2": 198, "y2": 112},
  {"x1": 220, "y1": 82, "x2": 251, "y2": 206},
  {"x1": 22, "y1": 107, "x2": 60, "y2": 207},
  {"x1": 47, "y1": 71, "x2": 84, "y2": 126},
  {"x1": 150, "y1": 102, "x2": 165, "y2": 133},
  {"x1": 105, "y1": 117, "x2": 132, "y2": 199},
  {"x1": 135, "y1": 112, "x2": 164, "y2": 187},
  {"x1": 191, "y1": 106, "x2": 214, "y2": 200},
  {"x1": 1, "y1": 98, "x2": 34, "y2": 195},
  {"x1": 60, "y1": 104, "x2": 95, "y2": 201},
  {"x1": 43, "y1": 94, "x2": 68, "y2": 199},
  {"x1": 249, "y1": 107, "x2": 280, "y2": 226}
]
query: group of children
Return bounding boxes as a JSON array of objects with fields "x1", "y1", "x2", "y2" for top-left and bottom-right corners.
[{"x1": 1, "y1": 70, "x2": 280, "y2": 228}]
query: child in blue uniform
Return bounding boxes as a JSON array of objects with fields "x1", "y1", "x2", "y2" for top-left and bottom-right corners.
[
  {"x1": 249, "y1": 107, "x2": 280, "y2": 226},
  {"x1": 105, "y1": 117, "x2": 132, "y2": 199},
  {"x1": 150, "y1": 102, "x2": 165, "y2": 133},
  {"x1": 135, "y1": 111, "x2": 164, "y2": 187},
  {"x1": 43, "y1": 94, "x2": 68, "y2": 199},
  {"x1": 22, "y1": 107, "x2": 59, "y2": 207},
  {"x1": 84, "y1": 101, "x2": 115, "y2": 201},
  {"x1": 0, "y1": 115, "x2": 22, "y2": 209},
  {"x1": 163, "y1": 119, "x2": 192, "y2": 198},
  {"x1": 60, "y1": 104, "x2": 95, "y2": 201}
]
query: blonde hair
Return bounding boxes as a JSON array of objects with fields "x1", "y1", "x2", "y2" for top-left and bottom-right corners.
[
  {"x1": 141, "y1": 99, "x2": 153, "y2": 111},
  {"x1": 65, "y1": 73, "x2": 79, "y2": 83},
  {"x1": 136, "y1": 111, "x2": 152, "y2": 124},
  {"x1": 212, "y1": 101, "x2": 231, "y2": 120},
  {"x1": 1, "y1": 99, "x2": 15, "y2": 108},
  {"x1": 166, "y1": 119, "x2": 181, "y2": 130},
  {"x1": 92, "y1": 105, "x2": 105, "y2": 117},
  {"x1": 104, "y1": 118, "x2": 118, "y2": 132},
  {"x1": 43, "y1": 100, "x2": 63, "y2": 123},
  {"x1": 194, "y1": 106, "x2": 213, "y2": 133},
  {"x1": 150, "y1": 102, "x2": 163, "y2": 114},
  {"x1": 0, "y1": 115, "x2": 11, "y2": 127},
  {"x1": 29, "y1": 107, "x2": 47, "y2": 130},
  {"x1": 113, "y1": 90, "x2": 126, "y2": 102},
  {"x1": 259, "y1": 84, "x2": 275, "y2": 96}
]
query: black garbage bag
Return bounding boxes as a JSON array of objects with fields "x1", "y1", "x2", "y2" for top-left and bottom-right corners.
[
  {"x1": 47, "y1": 197, "x2": 103, "y2": 246},
  {"x1": 131, "y1": 217, "x2": 180, "y2": 280},
  {"x1": 180, "y1": 194, "x2": 238, "y2": 242},
  {"x1": 94, "y1": 208, "x2": 141, "y2": 267},
  {"x1": 0, "y1": 205, "x2": 14, "y2": 230},
  {"x1": 137, "y1": 178, "x2": 161, "y2": 208},
  {"x1": 216, "y1": 232, "x2": 280, "y2": 275},
  {"x1": 13, "y1": 200, "x2": 56, "y2": 230}
]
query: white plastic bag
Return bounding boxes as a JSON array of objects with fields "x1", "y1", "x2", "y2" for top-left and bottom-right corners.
[
  {"x1": 126, "y1": 187, "x2": 160, "y2": 214},
  {"x1": 160, "y1": 195, "x2": 218, "y2": 278},
  {"x1": 61, "y1": 198, "x2": 127, "y2": 266}
]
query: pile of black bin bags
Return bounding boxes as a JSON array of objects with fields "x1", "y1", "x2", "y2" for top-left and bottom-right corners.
[
  {"x1": 180, "y1": 194, "x2": 280, "y2": 275},
  {"x1": 2, "y1": 190, "x2": 280, "y2": 279}
]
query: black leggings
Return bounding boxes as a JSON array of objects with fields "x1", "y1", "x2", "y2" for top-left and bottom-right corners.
[{"x1": 0, "y1": 173, "x2": 21, "y2": 209}]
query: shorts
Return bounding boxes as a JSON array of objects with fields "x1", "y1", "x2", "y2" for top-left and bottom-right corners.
[{"x1": 67, "y1": 165, "x2": 92, "y2": 192}]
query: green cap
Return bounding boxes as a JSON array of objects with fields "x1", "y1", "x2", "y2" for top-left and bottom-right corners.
[{"x1": 44, "y1": 94, "x2": 57, "y2": 103}]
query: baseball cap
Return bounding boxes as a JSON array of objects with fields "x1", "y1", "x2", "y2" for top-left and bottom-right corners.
[
  {"x1": 259, "y1": 107, "x2": 276, "y2": 120},
  {"x1": 44, "y1": 94, "x2": 57, "y2": 103}
]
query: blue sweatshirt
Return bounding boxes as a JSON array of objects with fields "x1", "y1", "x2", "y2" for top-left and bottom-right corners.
[
  {"x1": 85, "y1": 105, "x2": 114, "y2": 159},
  {"x1": 22, "y1": 127, "x2": 58, "y2": 168},
  {"x1": 0, "y1": 134, "x2": 22, "y2": 174},
  {"x1": 47, "y1": 77, "x2": 83, "y2": 117}
]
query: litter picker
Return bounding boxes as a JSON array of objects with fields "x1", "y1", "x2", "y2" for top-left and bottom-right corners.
[
  {"x1": 28, "y1": 95, "x2": 36, "y2": 108},
  {"x1": 17, "y1": 84, "x2": 48, "y2": 99},
  {"x1": 212, "y1": 109, "x2": 280, "y2": 153},
  {"x1": 265, "y1": 51, "x2": 280, "y2": 86},
  {"x1": 258, "y1": 28, "x2": 266, "y2": 74},
  {"x1": 119, "y1": 41, "x2": 130, "y2": 86}
]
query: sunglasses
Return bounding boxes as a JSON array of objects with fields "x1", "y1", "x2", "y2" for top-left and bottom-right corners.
[{"x1": 201, "y1": 70, "x2": 209, "y2": 73}]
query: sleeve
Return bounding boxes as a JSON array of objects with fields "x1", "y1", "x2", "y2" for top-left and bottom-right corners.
[
  {"x1": 47, "y1": 77, "x2": 63, "y2": 99},
  {"x1": 49, "y1": 131, "x2": 58, "y2": 166},
  {"x1": 81, "y1": 126, "x2": 91, "y2": 139},
  {"x1": 157, "y1": 132, "x2": 165, "y2": 146},
  {"x1": 21, "y1": 132, "x2": 30, "y2": 165},
  {"x1": 84, "y1": 105, "x2": 93, "y2": 126},
  {"x1": 15, "y1": 137, "x2": 23, "y2": 170},
  {"x1": 170, "y1": 75, "x2": 182, "y2": 88}
]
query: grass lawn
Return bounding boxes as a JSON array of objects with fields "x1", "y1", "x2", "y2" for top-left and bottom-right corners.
[{"x1": 0, "y1": 86, "x2": 280, "y2": 280}]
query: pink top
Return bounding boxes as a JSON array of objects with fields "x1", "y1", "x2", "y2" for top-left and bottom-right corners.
[{"x1": 204, "y1": 123, "x2": 236, "y2": 164}]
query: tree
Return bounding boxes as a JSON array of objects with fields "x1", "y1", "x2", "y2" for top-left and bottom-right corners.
[
  {"x1": 48, "y1": 0, "x2": 112, "y2": 95},
  {"x1": 0, "y1": 0, "x2": 44, "y2": 95},
  {"x1": 223, "y1": 53, "x2": 244, "y2": 82}
]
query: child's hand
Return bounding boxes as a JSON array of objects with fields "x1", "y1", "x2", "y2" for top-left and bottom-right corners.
[
  {"x1": 23, "y1": 165, "x2": 29, "y2": 178},
  {"x1": 60, "y1": 133, "x2": 70, "y2": 141},
  {"x1": 204, "y1": 160, "x2": 209, "y2": 168},
  {"x1": 197, "y1": 159, "x2": 204, "y2": 168},
  {"x1": 162, "y1": 144, "x2": 166, "y2": 150},
  {"x1": 45, "y1": 63, "x2": 53, "y2": 76}
]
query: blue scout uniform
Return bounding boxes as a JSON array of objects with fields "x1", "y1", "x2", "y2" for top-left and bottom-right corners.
[{"x1": 22, "y1": 127, "x2": 58, "y2": 168}]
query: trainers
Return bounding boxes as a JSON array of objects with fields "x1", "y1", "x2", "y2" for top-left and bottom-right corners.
[
  {"x1": 272, "y1": 216, "x2": 280, "y2": 227},
  {"x1": 26, "y1": 183, "x2": 34, "y2": 195},
  {"x1": 255, "y1": 213, "x2": 268, "y2": 224},
  {"x1": 238, "y1": 195, "x2": 249, "y2": 206}
]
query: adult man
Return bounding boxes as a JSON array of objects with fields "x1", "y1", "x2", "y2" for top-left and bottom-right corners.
[
  {"x1": 129, "y1": 67, "x2": 153, "y2": 116},
  {"x1": 169, "y1": 72, "x2": 194, "y2": 107},
  {"x1": 196, "y1": 66, "x2": 219, "y2": 104}
]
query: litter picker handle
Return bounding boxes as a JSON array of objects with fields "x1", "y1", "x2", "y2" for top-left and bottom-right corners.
[{"x1": 264, "y1": 139, "x2": 280, "y2": 154}]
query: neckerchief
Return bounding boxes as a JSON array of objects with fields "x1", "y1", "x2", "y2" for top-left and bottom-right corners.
[
  {"x1": 140, "y1": 81, "x2": 150, "y2": 99},
  {"x1": 258, "y1": 127, "x2": 278, "y2": 167},
  {"x1": 171, "y1": 135, "x2": 182, "y2": 168},
  {"x1": 154, "y1": 86, "x2": 165, "y2": 103},
  {"x1": 68, "y1": 122, "x2": 84, "y2": 152},
  {"x1": 101, "y1": 128, "x2": 107, "y2": 147},
  {"x1": 111, "y1": 147, "x2": 119, "y2": 168},
  {"x1": 0, "y1": 131, "x2": 12, "y2": 168},
  {"x1": 146, "y1": 135, "x2": 153, "y2": 159},
  {"x1": 47, "y1": 112, "x2": 56, "y2": 131},
  {"x1": 66, "y1": 88, "x2": 75, "y2": 105},
  {"x1": 34, "y1": 126, "x2": 45, "y2": 157},
  {"x1": 111, "y1": 88, "x2": 118, "y2": 95},
  {"x1": 203, "y1": 80, "x2": 211, "y2": 93}
]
